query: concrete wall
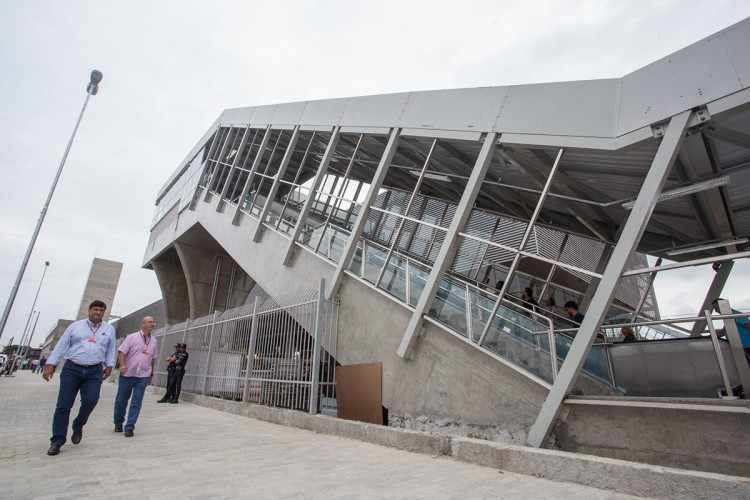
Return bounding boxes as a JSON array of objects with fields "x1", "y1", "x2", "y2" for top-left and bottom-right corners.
[
  {"x1": 152, "y1": 248, "x2": 190, "y2": 325},
  {"x1": 555, "y1": 401, "x2": 750, "y2": 477},
  {"x1": 113, "y1": 300, "x2": 166, "y2": 339}
]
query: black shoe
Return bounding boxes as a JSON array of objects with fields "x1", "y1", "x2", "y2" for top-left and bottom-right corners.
[
  {"x1": 114, "y1": 424, "x2": 123, "y2": 433},
  {"x1": 157, "y1": 397, "x2": 169, "y2": 403},
  {"x1": 71, "y1": 428, "x2": 82, "y2": 444},
  {"x1": 47, "y1": 444, "x2": 61, "y2": 456},
  {"x1": 169, "y1": 399, "x2": 178, "y2": 404},
  {"x1": 124, "y1": 429, "x2": 134, "y2": 437}
]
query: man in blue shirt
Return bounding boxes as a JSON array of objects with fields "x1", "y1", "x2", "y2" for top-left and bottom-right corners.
[{"x1": 42, "y1": 300, "x2": 117, "y2": 456}]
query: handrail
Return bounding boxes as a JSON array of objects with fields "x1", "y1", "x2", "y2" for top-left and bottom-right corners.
[{"x1": 553, "y1": 312, "x2": 750, "y2": 335}]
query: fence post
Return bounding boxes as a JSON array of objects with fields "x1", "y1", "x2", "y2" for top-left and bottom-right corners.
[
  {"x1": 242, "y1": 297, "x2": 260, "y2": 402},
  {"x1": 182, "y1": 318, "x2": 190, "y2": 344},
  {"x1": 309, "y1": 279, "x2": 326, "y2": 414},
  {"x1": 153, "y1": 327, "x2": 167, "y2": 387},
  {"x1": 202, "y1": 312, "x2": 218, "y2": 395}
]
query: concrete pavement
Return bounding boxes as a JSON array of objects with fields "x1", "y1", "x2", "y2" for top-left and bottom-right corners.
[{"x1": 0, "y1": 371, "x2": 643, "y2": 499}]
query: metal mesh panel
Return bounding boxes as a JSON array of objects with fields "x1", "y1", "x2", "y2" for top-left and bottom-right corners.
[{"x1": 153, "y1": 287, "x2": 337, "y2": 414}]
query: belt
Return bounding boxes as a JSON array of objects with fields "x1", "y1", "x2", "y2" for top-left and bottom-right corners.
[{"x1": 68, "y1": 361, "x2": 103, "y2": 368}]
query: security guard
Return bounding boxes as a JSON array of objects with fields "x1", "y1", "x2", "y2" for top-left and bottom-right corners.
[{"x1": 158, "y1": 343, "x2": 189, "y2": 403}]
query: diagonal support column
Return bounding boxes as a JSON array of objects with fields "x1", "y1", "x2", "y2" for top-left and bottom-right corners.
[
  {"x1": 216, "y1": 124, "x2": 252, "y2": 213},
  {"x1": 252, "y1": 126, "x2": 301, "y2": 242},
  {"x1": 527, "y1": 110, "x2": 692, "y2": 448},
  {"x1": 282, "y1": 126, "x2": 341, "y2": 266},
  {"x1": 397, "y1": 132, "x2": 498, "y2": 359},
  {"x1": 189, "y1": 124, "x2": 223, "y2": 210},
  {"x1": 231, "y1": 126, "x2": 272, "y2": 226},
  {"x1": 204, "y1": 128, "x2": 233, "y2": 202},
  {"x1": 327, "y1": 128, "x2": 401, "y2": 299},
  {"x1": 690, "y1": 260, "x2": 734, "y2": 335},
  {"x1": 630, "y1": 256, "x2": 662, "y2": 322}
]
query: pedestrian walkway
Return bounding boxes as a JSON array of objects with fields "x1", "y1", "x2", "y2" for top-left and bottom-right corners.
[{"x1": 0, "y1": 371, "x2": 642, "y2": 499}]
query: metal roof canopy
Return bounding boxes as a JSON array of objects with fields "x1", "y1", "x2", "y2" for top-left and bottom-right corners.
[{"x1": 157, "y1": 18, "x2": 750, "y2": 262}]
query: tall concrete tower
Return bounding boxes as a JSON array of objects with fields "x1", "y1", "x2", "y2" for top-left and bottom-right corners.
[{"x1": 75, "y1": 258, "x2": 123, "y2": 320}]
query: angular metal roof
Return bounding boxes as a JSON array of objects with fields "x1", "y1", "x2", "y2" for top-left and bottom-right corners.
[{"x1": 157, "y1": 18, "x2": 750, "y2": 261}]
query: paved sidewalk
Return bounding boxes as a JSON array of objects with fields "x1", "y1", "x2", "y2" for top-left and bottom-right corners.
[{"x1": 0, "y1": 371, "x2": 644, "y2": 499}]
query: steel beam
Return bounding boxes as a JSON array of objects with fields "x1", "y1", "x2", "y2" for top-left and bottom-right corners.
[
  {"x1": 397, "y1": 132, "x2": 498, "y2": 359},
  {"x1": 189, "y1": 125, "x2": 222, "y2": 210},
  {"x1": 216, "y1": 125, "x2": 252, "y2": 212},
  {"x1": 631, "y1": 256, "x2": 661, "y2": 321},
  {"x1": 690, "y1": 260, "x2": 734, "y2": 335},
  {"x1": 527, "y1": 110, "x2": 691, "y2": 448},
  {"x1": 478, "y1": 148, "x2": 564, "y2": 345},
  {"x1": 231, "y1": 126, "x2": 271, "y2": 225},
  {"x1": 253, "y1": 126, "x2": 301, "y2": 242},
  {"x1": 328, "y1": 128, "x2": 401, "y2": 299},
  {"x1": 204, "y1": 128, "x2": 233, "y2": 202},
  {"x1": 282, "y1": 127, "x2": 341, "y2": 266}
]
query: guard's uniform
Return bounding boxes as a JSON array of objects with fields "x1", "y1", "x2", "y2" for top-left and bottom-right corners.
[{"x1": 162, "y1": 347, "x2": 189, "y2": 403}]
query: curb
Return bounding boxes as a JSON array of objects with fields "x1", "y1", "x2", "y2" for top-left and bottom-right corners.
[{"x1": 150, "y1": 388, "x2": 750, "y2": 499}]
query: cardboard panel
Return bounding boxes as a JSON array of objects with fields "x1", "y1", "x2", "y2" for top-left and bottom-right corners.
[{"x1": 335, "y1": 362, "x2": 383, "y2": 425}]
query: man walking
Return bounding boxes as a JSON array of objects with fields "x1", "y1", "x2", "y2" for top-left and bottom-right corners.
[
  {"x1": 158, "y1": 343, "x2": 189, "y2": 404},
  {"x1": 114, "y1": 316, "x2": 159, "y2": 437},
  {"x1": 42, "y1": 300, "x2": 116, "y2": 456}
]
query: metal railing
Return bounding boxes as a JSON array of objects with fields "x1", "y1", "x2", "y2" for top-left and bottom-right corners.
[{"x1": 153, "y1": 281, "x2": 338, "y2": 414}]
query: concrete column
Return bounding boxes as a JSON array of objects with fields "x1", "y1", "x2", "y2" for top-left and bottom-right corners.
[
  {"x1": 231, "y1": 126, "x2": 272, "y2": 225},
  {"x1": 397, "y1": 132, "x2": 499, "y2": 359},
  {"x1": 282, "y1": 127, "x2": 341, "y2": 266},
  {"x1": 253, "y1": 126, "x2": 301, "y2": 242},
  {"x1": 327, "y1": 128, "x2": 401, "y2": 299},
  {"x1": 151, "y1": 248, "x2": 190, "y2": 325},
  {"x1": 527, "y1": 110, "x2": 692, "y2": 448}
]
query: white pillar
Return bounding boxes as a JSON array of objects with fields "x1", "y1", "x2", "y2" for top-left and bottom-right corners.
[
  {"x1": 397, "y1": 132, "x2": 499, "y2": 359},
  {"x1": 527, "y1": 110, "x2": 692, "y2": 448}
]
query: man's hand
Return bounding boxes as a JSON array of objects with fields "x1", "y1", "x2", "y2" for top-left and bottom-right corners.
[
  {"x1": 119, "y1": 364, "x2": 127, "y2": 376},
  {"x1": 42, "y1": 364, "x2": 56, "y2": 382},
  {"x1": 103, "y1": 367, "x2": 112, "y2": 380}
]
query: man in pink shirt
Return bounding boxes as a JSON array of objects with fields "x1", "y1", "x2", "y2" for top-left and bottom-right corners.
[{"x1": 113, "y1": 316, "x2": 159, "y2": 437}]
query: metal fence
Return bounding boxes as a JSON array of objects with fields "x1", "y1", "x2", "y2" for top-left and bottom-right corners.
[{"x1": 152, "y1": 281, "x2": 338, "y2": 414}]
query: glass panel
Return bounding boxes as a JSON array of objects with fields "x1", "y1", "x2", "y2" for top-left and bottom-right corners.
[{"x1": 379, "y1": 254, "x2": 406, "y2": 302}]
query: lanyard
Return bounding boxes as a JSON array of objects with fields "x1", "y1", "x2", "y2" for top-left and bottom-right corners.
[
  {"x1": 141, "y1": 332, "x2": 152, "y2": 353},
  {"x1": 88, "y1": 322, "x2": 101, "y2": 335}
]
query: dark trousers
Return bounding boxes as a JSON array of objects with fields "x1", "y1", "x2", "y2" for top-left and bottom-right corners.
[
  {"x1": 51, "y1": 362, "x2": 103, "y2": 446},
  {"x1": 114, "y1": 376, "x2": 149, "y2": 431},
  {"x1": 165, "y1": 369, "x2": 185, "y2": 401}
]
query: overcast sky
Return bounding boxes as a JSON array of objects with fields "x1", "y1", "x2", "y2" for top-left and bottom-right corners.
[{"x1": 2, "y1": 1, "x2": 750, "y2": 348}]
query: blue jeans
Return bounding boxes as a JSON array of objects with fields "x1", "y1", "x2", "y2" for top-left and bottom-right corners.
[
  {"x1": 114, "y1": 376, "x2": 149, "y2": 431},
  {"x1": 51, "y1": 362, "x2": 103, "y2": 445}
]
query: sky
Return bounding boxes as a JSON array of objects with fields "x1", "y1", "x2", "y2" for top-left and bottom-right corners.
[{"x1": 2, "y1": 0, "x2": 750, "y2": 348}]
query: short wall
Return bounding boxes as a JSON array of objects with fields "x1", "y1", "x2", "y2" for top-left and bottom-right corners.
[{"x1": 555, "y1": 399, "x2": 750, "y2": 477}]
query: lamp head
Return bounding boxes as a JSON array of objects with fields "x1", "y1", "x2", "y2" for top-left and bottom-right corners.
[{"x1": 86, "y1": 69, "x2": 103, "y2": 95}]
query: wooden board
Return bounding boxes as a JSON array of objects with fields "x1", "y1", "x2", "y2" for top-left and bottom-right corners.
[{"x1": 335, "y1": 362, "x2": 383, "y2": 425}]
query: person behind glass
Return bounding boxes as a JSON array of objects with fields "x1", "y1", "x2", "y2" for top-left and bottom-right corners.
[
  {"x1": 158, "y1": 343, "x2": 189, "y2": 404},
  {"x1": 521, "y1": 287, "x2": 539, "y2": 314},
  {"x1": 42, "y1": 300, "x2": 116, "y2": 456},
  {"x1": 114, "y1": 316, "x2": 159, "y2": 437},
  {"x1": 621, "y1": 326, "x2": 637, "y2": 342},
  {"x1": 564, "y1": 301, "x2": 585, "y2": 324}
]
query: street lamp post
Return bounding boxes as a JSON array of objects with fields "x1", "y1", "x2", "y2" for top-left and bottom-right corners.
[
  {"x1": 0, "y1": 70, "x2": 102, "y2": 343},
  {"x1": 16, "y1": 261, "x2": 49, "y2": 357},
  {"x1": 18, "y1": 311, "x2": 40, "y2": 359}
]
